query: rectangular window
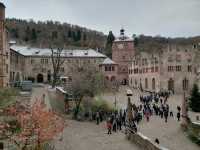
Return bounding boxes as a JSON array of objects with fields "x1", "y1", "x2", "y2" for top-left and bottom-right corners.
[
  {"x1": 176, "y1": 65, "x2": 182, "y2": 71},
  {"x1": 188, "y1": 65, "x2": 192, "y2": 72},
  {"x1": 6, "y1": 64, "x2": 8, "y2": 73},
  {"x1": 112, "y1": 66, "x2": 115, "y2": 71},
  {"x1": 151, "y1": 67, "x2": 154, "y2": 73},
  {"x1": 45, "y1": 59, "x2": 48, "y2": 64},
  {"x1": 155, "y1": 66, "x2": 158, "y2": 72},
  {"x1": 105, "y1": 66, "x2": 108, "y2": 71},
  {"x1": 109, "y1": 66, "x2": 111, "y2": 71}
]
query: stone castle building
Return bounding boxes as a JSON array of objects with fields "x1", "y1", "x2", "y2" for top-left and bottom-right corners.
[
  {"x1": 0, "y1": 2, "x2": 200, "y2": 93},
  {"x1": 0, "y1": 3, "x2": 9, "y2": 87},
  {"x1": 128, "y1": 45, "x2": 200, "y2": 94},
  {"x1": 9, "y1": 45, "x2": 106, "y2": 83},
  {"x1": 0, "y1": 2, "x2": 107, "y2": 86}
]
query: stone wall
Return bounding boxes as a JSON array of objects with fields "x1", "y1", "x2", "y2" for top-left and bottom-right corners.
[{"x1": 126, "y1": 131, "x2": 169, "y2": 150}]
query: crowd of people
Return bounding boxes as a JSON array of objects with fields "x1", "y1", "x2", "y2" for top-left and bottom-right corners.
[
  {"x1": 138, "y1": 91, "x2": 182, "y2": 123},
  {"x1": 94, "y1": 90, "x2": 183, "y2": 135},
  {"x1": 94, "y1": 109, "x2": 127, "y2": 134}
]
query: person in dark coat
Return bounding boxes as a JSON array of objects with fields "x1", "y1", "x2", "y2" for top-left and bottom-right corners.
[{"x1": 177, "y1": 111, "x2": 181, "y2": 121}]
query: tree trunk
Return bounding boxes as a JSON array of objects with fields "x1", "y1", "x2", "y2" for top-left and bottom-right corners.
[
  {"x1": 52, "y1": 73, "x2": 57, "y2": 88},
  {"x1": 74, "y1": 98, "x2": 82, "y2": 119}
]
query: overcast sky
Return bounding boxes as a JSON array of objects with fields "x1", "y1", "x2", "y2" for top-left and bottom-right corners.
[{"x1": 1, "y1": 0, "x2": 200, "y2": 37}]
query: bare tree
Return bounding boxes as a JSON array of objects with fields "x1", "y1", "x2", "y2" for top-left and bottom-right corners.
[
  {"x1": 50, "y1": 47, "x2": 65, "y2": 88},
  {"x1": 68, "y1": 64, "x2": 104, "y2": 119}
]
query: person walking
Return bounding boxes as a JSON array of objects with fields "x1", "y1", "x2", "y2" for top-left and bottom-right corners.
[
  {"x1": 177, "y1": 111, "x2": 181, "y2": 121},
  {"x1": 107, "y1": 119, "x2": 112, "y2": 135},
  {"x1": 164, "y1": 109, "x2": 168, "y2": 123},
  {"x1": 112, "y1": 118, "x2": 117, "y2": 132},
  {"x1": 96, "y1": 111, "x2": 100, "y2": 125}
]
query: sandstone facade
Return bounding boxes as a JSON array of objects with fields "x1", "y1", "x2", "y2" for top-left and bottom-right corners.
[
  {"x1": 9, "y1": 46, "x2": 106, "y2": 83},
  {"x1": 0, "y1": 3, "x2": 9, "y2": 87},
  {"x1": 129, "y1": 45, "x2": 200, "y2": 94}
]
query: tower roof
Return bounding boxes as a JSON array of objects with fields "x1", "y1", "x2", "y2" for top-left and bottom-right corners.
[
  {"x1": 114, "y1": 28, "x2": 133, "y2": 42},
  {"x1": 0, "y1": 2, "x2": 5, "y2": 8}
]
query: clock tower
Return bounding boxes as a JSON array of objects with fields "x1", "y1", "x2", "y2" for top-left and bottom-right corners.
[{"x1": 112, "y1": 28, "x2": 135, "y2": 85}]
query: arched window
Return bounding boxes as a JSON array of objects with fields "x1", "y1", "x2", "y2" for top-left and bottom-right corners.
[
  {"x1": 145, "y1": 78, "x2": 148, "y2": 89},
  {"x1": 152, "y1": 78, "x2": 155, "y2": 90},
  {"x1": 168, "y1": 78, "x2": 174, "y2": 91},
  {"x1": 111, "y1": 76, "x2": 116, "y2": 82},
  {"x1": 183, "y1": 78, "x2": 189, "y2": 91}
]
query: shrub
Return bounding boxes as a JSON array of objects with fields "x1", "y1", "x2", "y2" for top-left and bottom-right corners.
[
  {"x1": 189, "y1": 84, "x2": 200, "y2": 112},
  {"x1": 187, "y1": 123, "x2": 200, "y2": 146},
  {"x1": 91, "y1": 96, "x2": 114, "y2": 113},
  {"x1": 0, "y1": 88, "x2": 19, "y2": 109}
]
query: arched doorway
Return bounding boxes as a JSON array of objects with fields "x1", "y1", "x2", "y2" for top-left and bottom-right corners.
[
  {"x1": 168, "y1": 78, "x2": 174, "y2": 92},
  {"x1": 122, "y1": 79, "x2": 127, "y2": 85},
  {"x1": 37, "y1": 74, "x2": 44, "y2": 83},
  {"x1": 152, "y1": 78, "x2": 155, "y2": 90},
  {"x1": 111, "y1": 76, "x2": 116, "y2": 82}
]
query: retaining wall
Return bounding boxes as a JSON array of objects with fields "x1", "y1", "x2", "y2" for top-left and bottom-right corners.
[{"x1": 127, "y1": 131, "x2": 169, "y2": 150}]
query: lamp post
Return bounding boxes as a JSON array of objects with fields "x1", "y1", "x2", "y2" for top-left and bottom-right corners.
[{"x1": 126, "y1": 89, "x2": 133, "y2": 122}]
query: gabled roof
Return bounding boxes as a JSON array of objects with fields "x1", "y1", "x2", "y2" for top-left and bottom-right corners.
[
  {"x1": 101, "y1": 58, "x2": 117, "y2": 65},
  {"x1": 10, "y1": 45, "x2": 106, "y2": 58}
]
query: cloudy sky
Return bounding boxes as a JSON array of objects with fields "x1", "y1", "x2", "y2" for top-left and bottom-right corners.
[{"x1": 1, "y1": 0, "x2": 200, "y2": 37}]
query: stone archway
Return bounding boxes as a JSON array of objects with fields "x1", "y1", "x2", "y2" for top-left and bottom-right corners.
[{"x1": 37, "y1": 74, "x2": 44, "y2": 83}]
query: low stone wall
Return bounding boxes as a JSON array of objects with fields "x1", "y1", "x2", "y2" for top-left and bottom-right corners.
[
  {"x1": 127, "y1": 131, "x2": 169, "y2": 150},
  {"x1": 55, "y1": 87, "x2": 75, "y2": 112},
  {"x1": 55, "y1": 87, "x2": 66, "y2": 101}
]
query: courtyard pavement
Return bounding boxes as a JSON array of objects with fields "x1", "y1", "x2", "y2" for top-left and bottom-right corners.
[
  {"x1": 30, "y1": 84, "x2": 141, "y2": 150},
  {"x1": 101, "y1": 86, "x2": 200, "y2": 150}
]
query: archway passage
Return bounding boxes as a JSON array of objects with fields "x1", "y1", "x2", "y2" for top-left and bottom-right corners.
[
  {"x1": 37, "y1": 74, "x2": 44, "y2": 83},
  {"x1": 168, "y1": 78, "x2": 174, "y2": 91}
]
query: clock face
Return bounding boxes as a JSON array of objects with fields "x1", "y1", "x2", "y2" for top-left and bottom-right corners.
[{"x1": 118, "y1": 44, "x2": 124, "y2": 49}]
